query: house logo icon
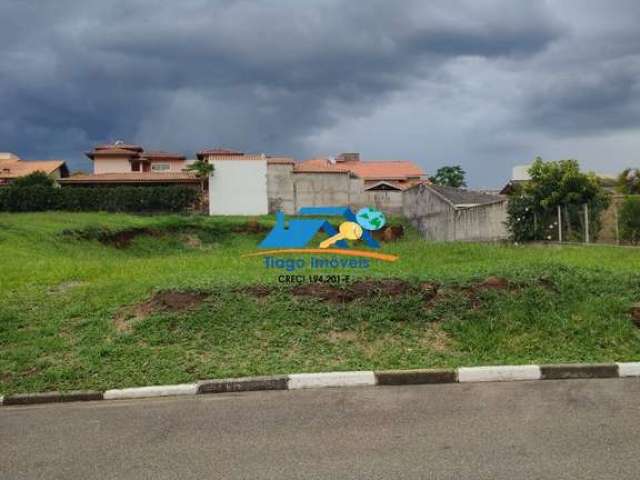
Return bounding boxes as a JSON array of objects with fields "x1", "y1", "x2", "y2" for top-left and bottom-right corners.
[
  {"x1": 259, "y1": 207, "x2": 382, "y2": 249},
  {"x1": 245, "y1": 206, "x2": 399, "y2": 262}
]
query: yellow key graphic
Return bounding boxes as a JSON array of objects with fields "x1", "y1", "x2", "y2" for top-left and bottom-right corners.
[{"x1": 319, "y1": 221, "x2": 363, "y2": 249}]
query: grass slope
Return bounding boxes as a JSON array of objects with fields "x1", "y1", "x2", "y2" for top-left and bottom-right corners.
[{"x1": 1, "y1": 212, "x2": 640, "y2": 394}]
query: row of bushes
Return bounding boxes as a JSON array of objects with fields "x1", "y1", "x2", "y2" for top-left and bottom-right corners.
[
  {"x1": 619, "y1": 196, "x2": 640, "y2": 244},
  {"x1": 0, "y1": 185, "x2": 200, "y2": 212}
]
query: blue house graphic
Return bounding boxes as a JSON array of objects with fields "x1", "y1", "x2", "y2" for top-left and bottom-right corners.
[{"x1": 259, "y1": 207, "x2": 380, "y2": 249}]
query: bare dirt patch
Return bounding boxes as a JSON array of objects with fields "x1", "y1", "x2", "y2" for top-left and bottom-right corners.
[
  {"x1": 235, "y1": 219, "x2": 269, "y2": 234},
  {"x1": 291, "y1": 279, "x2": 435, "y2": 303},
  {"x1": 65, "y1": 226, "x2": 161, "y2": 248},
  {"x1": 477, "y1": 276, "x2": 510, "y2": 290},
  {"x1": 420, "y1": 323, "x2": 453, "y2": 352},
  {"x1": 114, "y1": 290, "x2": 208, "y2": 332},
  {"x1": 241, "y1": 285, "x2": 274, "y2": 298},
  {"x1": 48, "y1": 280, "x2": 86, "y2": 294},
  {"x1": 373, "y1": 225, "x2": 405, "y2": 242},
  {"x1": 241, "y1": 279, "x2": 439, "y2": 304},
  {"x1": 630, "y1": 303, "x2": 640, "y2": 328},
  {"x1": 325, "y1": 330, "x2": 360, "y2": 343},
  {"x1": 64, "y1": 220, "x2": 269, "y2": 249}
]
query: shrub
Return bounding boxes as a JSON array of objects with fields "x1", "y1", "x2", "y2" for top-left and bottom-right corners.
[
  {"x1": 12, "y1": 171, "x2": 55, "y2": 188},
  {"x1": 619, "y1": 196, "x2": 640, "y2": 244},
  {"x1": 506, "y1": 158, "x2": 610, "y2": 242},
  {"x1": 0, "y1": 185, "x2": 199, "y2": 213}
]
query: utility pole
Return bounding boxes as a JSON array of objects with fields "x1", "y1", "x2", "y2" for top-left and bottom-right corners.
[
  {"x1": 584, "y1": 203, "x2": 590, "y2": 243},
  {"x1": 557, "y1": 205, "x2": 562, "y2": 243}
]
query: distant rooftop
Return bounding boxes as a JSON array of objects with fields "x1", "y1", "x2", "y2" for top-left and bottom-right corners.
[
  {"x1": 86, "y1": 143, "x2": 185, "y2": 161},
  {"x1": 428, "y1": 184, "x2": 504, "y2": 207},
  {"x1": 295, "y1": 153, "x2": 425, "y2": 181}
]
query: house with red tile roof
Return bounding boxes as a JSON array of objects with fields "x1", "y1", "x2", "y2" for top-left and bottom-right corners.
[
  {"x1": 59, "y1": 142, "x2": 199, "y2": 187},
  {"x1": 199, "y1": 149, "x2": 426, "y2": 215},
  {"x1": 295, "y1": 153, "x2": 425, "y2": 191},
  {"x1": 55, "y1": 142, "x2": 425, "y2": 214},
  {"x1": 0, "y1": 153, "x2": 69, "y2": 185},
  {"x1": 289, "y1": 153, "x2": 426, "y2": 214}
]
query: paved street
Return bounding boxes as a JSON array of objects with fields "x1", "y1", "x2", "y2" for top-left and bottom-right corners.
[{"x1": 2, "y1": 378, "x2": 640, "y2": 479}]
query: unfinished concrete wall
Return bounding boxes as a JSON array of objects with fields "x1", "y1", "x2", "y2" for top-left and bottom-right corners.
[
  {"x1": 210, "y1": 159, "x2": 268, "y2": 215},
  {"x1": 403, "y1": 184, "x2": 454, "y2": 241},
  {"x1": 361, "y1": 191, "x2": 404, "y2": 214},
  {"x1": 453, "y1": 202, "x2": 508, "y2": 241},
  {"x1": 404, "y1": 183, "x2": 508, "y2": 241},
  {"x1": 266, "y1": 165, "x2": 408, "y2": 214},
  {"x1": 267, "y1": 163, "x2": 295, "y2": 214},
  {"x1": 292, "y1": 172, "x2": 352, "y2": 212}
]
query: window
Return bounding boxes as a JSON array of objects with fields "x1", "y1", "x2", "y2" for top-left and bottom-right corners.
[{"x1": 151, "y1": 163, "x2": 170, "y2": 172}]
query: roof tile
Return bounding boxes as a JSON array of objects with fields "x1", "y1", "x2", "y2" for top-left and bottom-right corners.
[
  {"x1": 294, "y1": 157, "x2": 424, "y2": 180},
  {"x1": 0, "y1": 160, "x2": 67, "y2": 179},
  {"x1": 58, "y1": 172, "x2": 198, "y2": 184}
]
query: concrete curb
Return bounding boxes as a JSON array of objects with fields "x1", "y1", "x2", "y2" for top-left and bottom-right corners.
[
  {"x1": 375, "y1": 369, "x2": 457, "y2": 385},
  {"x1": 2, "y1": 390, "x2": 103, "y2": 406},
  {"x1": 3, "y1": 362, "x2": 640, "y2": 407},
  {"x1": 289, "y1": 371, "x2": 376, "y2": 390},
  {"x1": 540, "y1": 363, "x2": 618, "y2": 380},
  {"x1": 198, "y1": 375, "x2": 288, "y2": 394},
  {"x1": 459, "y1": 365, "x2": 541, "y2": 383},
  {"x1": 617, "y1": 362, "x2": 640, "y2": 377},
  {"x1": 104, "y1": 384, "x2": 197, "y2": 400}
]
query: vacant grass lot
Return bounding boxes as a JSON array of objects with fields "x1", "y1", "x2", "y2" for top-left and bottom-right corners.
[{"x1": 2, "y1": 212, "x2": 640, "y2": 394}]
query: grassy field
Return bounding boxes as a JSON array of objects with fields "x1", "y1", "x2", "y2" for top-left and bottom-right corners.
[{"x1": 2, "y1": 211, "x2": 640, "y2": 394}]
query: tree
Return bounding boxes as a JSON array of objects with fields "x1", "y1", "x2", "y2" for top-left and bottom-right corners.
[
  {"x1": 506, "y1": 157, "x2": 610, "y2": 242},
  {"x1": 429, "y1": 165, "x2": 466, "y2": 188},
  {"x1": 619, "y1": 196, "x2": 640, "y2": 244},
  {"x1": 616, "y1": 168, "x2": 640, "y2": 194},
  {"x1": 184, "y1": 160, "x2": 214, "y2": 194}
]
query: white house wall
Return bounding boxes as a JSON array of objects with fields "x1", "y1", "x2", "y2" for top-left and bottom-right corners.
[{"x1": 210, "y1": 159, "x2": 268, "y2": 215}]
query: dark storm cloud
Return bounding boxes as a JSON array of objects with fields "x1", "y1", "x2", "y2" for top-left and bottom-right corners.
[{"x1": 0, "y1": 0, "x2": 563, "y2": 170}]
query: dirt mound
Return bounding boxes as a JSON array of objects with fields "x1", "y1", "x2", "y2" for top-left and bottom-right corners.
[
  {"x1": 235, "y1": 220, "x2": 269, "y2": 234},
  {"x1": 64, "y1": 220, "x2": 270, "y2": 249},
  {"x1": 373, "y1": 225, "x2": 405, "y2": 242},
  {"x1": 63, "y1": 226, "x2": 161, "y2": 248},
  {"x1": 241, "y1": 285, "x2": 274, "y2": 297},
  {"x1": 630, "y1": 303, "x2": 640, "y2": 328},
  {"x1": 114, "y1": 290, "x2": 207, "y2": 332},
  {"x1": 291, "y1": 279, "x2": 437, "y2": 303},
  {"x1": 477, "y1": 276, "x2": 510, "y2": 290}
]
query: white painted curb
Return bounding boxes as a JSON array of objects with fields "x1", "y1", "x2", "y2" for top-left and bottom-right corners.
[
  {"x1": 104, "y1": 384, "x2": 198, "y2": 400},
  {"x1": 617, "y1": 362, "x2": 640, "y2": 377},
  {"x1": 288, "y1": 371, "x2": 376, "y2": 390},
  {"x1": 458, "y1": 365, "x2": 541, "y2": 383}
]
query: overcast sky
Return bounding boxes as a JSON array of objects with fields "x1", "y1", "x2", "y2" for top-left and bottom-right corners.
[{"x1": 1, "y1": 0, "x2": 639, "y2": 187}]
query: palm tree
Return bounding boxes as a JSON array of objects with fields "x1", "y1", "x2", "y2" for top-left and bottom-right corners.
[{"x1": 185, "y1": 160, "x2": 214, "y2": 210}]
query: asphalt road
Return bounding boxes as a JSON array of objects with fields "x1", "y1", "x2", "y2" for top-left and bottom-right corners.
[{"x1": 2, "y1": 378, "x2": 640, "y2": 479}]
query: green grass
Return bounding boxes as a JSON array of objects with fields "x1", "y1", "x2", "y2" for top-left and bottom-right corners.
[{"x1": 2, "y1": 211, "x2": 640, "y2": 394}]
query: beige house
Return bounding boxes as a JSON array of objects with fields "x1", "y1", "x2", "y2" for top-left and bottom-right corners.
[
  {"x1": 59, "y1": 143, "x2": 199, "y2": 187},
  {"x1": 0, "y1": 152, "x2": 69, "y2": 185}
]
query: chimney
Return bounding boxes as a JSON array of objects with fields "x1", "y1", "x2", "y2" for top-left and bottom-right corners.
[
  {"x1": 337, "y1": 152, "x2": 359, "y2": 163},
  {"x1": 275, "y1": 211, "x2": 285, "y2": 229}
]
